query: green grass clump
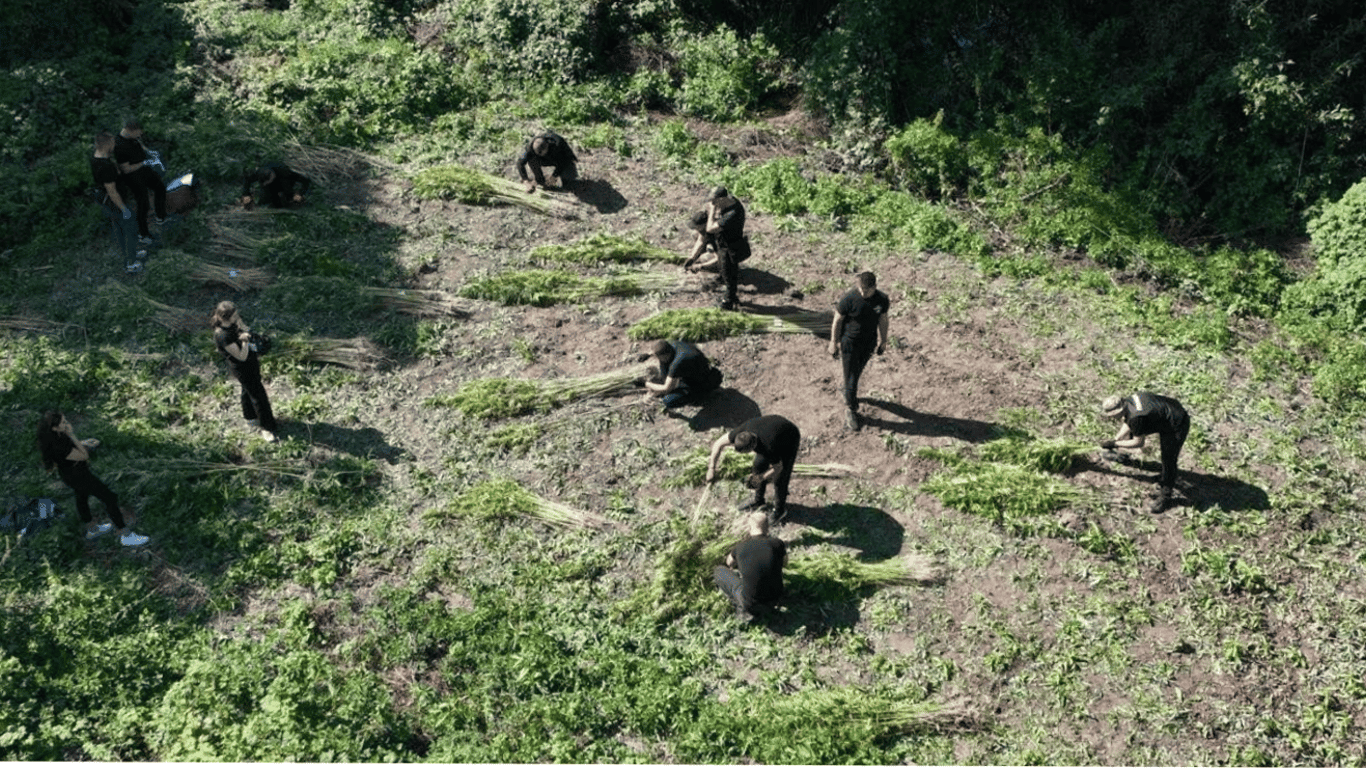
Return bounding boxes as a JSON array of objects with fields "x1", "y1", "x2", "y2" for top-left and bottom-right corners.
[
  {"x1": 664, "y1": 446, "x2": 859, "y2": 488},
  {"x1": 411, "y1": 165, "x2": 579, "y2": 218},
  {"x1": 431, "y1": 478, "x2": 606, "y2": 529},
  {"x1": 484, "y1": 423, "x2": 542, "y2": 454},
  {"x1": 459, "y1": 269, "x2": 683, "y2": 307},
  {"x1": 426, "y1": 368, "x2": 639, "y2": 418},
  {"x1": 530, "y1": 232, "x2": 676, "y2": 265},
  {"x1": 619, "y1": 517, "x2": 730, "y2": 624},
  {"x1": 977, "y1": 434, "x2": 1091, "y2": 473},
  {"x1": 920, "y1": 458, "x2": 1078, "y2": 536},
  {"x1": 628, "y1": 308, "x2": 831, "y2": 342}
]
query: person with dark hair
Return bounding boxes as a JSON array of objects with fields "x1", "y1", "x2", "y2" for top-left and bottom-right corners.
[
  {"x1": 516, "y1": 131, "x2": 578, "y2": 194},
  {"x1": 212, "y1": 301, "x2": 278, "y2": 442},
  {"x1": 1099, "y1": 392, "x2": 1190, "y2": 514},
  {"x1": 829, "y1": 271, "x2": 890, "y2": 432},
  {"x1": 36, "y1": 411, "x2": 148, "y2": 547},
  {"x1": 643, "y1": 339, "x2": 722, "y2": 410},
  {"x1": 706, "y1": 414, "x2": 801, "y2": 520},
  {"x1": 714, "y1": 511, "x2": 787, "y2": 620},
  {"x1": 114, "y1": 117, "x2": 168, "y2": 243},
  {"x1": 91, "y1": 131, "x2": 146, "y2": 273},
  {"x1": 240, "y1": 162, "x2": 312, "y2": 208},
  {"x1": 682, "y1": 186, "x2": 749, "y2": 311}
]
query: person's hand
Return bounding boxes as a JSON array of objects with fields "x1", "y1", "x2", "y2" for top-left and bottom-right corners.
[
  {"x1": 121, "y1": 208, "x2": 132, "y2": 220},
  {"x1": 828, "y1": 341, "x2": 838, "y2": 358},
  {"x1": 292, "y1": 193, "x2": 303, "y2": 204},
  {"x1": 240, "y1": 195, "x2": 253, "y2": 206},
  {"x1": 1100, "y1": 439, "x2": 1117, "y2": 450}
]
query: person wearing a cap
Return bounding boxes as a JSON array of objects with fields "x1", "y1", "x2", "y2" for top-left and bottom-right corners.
[
  {"x1": 682, "y1": 186, "x2": 748, "y2": 311},
  {"x1": 713, "y1": 511, "x2": 787, "y2": 621},
  {"x1": 516, "y1": 130, "x2": 578, "y2": 193},
  {"x1": 1099, "y1": 392, "x2": 1190, "y2": 513}
]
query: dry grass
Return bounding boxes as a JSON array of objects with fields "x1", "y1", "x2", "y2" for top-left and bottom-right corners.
[
  {"x1": 187, "y1": 260, "x2": 274, "y2": 291},
  {"x1": 280, "y1": 336, "x2": 391, "y2": 371},
  {"x1": 280, "y1": 141, "x2": 397, "y2": 185},
  {"x1": 359, "y1": 287, "x2": 468, "y2": 318},
  {"x1": 0, "y1": 316, "x2": 83, "y2": 338}
]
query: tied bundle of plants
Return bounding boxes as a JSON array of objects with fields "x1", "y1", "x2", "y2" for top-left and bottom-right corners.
[
  {"x1": 359, "y1": 287, "x2": 467, "y2": 318},
  {"x1": 459, "y1": 269, "x2": 689, "y2": 307},
  {"x1": 0, "y1": 316, "x2": 81, "y2": 337},
  {"x1": 277, "y1": 335, "x2": 390, "y2": 371},
  {"x1": 426, "y1": 366, "x2": 641, "y2": 418},
  {"x1": 529, "y1": 232, "x2": 676, "y2": 265},
  {"x1": 664, "y1": 446, "x2": 859, "y2": 489},
  {"x1": 786, "y1": 551, "x2": 943, "y2": 591},
  {"x1": 720, "y1": 687, "x2": 981, "y2": 743},
  {"x1": 281, "y1": 141, "x2": 394, "y2": 185},
  {"x1": 628, "y1": 307, "x2": 831, "y2": 342},
  {"x1": 206, "y1": 208, "x2": 287, "y2": 262},
  {"x1": 430, "y1": 478, "x2": 608, "y2": 529},
  {"x1": 98, "y1": 282, "x2": 204, "y2": 333},
  {"x1": 187, "y1": 260, "x2": 274, "y2": 291},
  {"x1": 411, "y1": 165, "x2": 579, "y2": 219}
]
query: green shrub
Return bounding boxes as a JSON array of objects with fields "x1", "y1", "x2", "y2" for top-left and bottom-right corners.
[
  {"x1": 851, "y1": 191, "x2": 988, "y2": 257},
  {"x1": 728, "y1": 158, "x2": 813, "y2": 215},
  {"x1": 651, "y1": 120, "x2": 729, "y2": 169},
  {"x1": 674, "y1": 28, "x2": 785, "y2": 121},
  {"x1": 885, "y1": 113, "x2": 966, "y2": 199}
]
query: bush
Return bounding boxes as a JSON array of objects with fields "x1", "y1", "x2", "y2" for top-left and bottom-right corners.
[
  {"x1": 885, "y1": 114, "x2": 965, "y2": 199},
  {"x1": 674, "y1": 27, "x2": 786, "y2": 121}
]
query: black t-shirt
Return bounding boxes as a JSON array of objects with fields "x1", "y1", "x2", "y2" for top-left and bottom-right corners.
[
  {"x1": 43, "y1": 432, "x2": 92, "y2": 483},
  {"x1": 729, "y1": 415, "x2": 800, "y2": 467},
  {"x1": 113, "y1": 133, "x2": 147, "y2": 169},
  {"x1": 1121, "y1": 392, "x2": 1187, "y2": 437},
  {"x1": 517, "y1": 131, "x2": 577, "y2": 177},
  {"x1": 666, "y1": 341, "x2": 710, "y2": 389},
  {"x1": 90, "y1": 156, "x2": 128, "y2": 202},
  {"x1": 713, "y1": 199, "x2": 746, "y2": 241},
  {"x1": 732, "y1": 535, "x2": 786, "y2": 608},
  {"x1": 242, "y1": 162, "x2": 312, "y2": 199},
  {"x1": 837, "y1": 288, "x2": 890, "y2": 347},
  {"x1": 214, "y1": 325, "x2": 258, "y2": 375}
]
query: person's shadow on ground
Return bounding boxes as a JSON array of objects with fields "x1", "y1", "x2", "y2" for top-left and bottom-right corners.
[
  {"x1": 861, "y1": 398, "x2": 1000, "y2": 443},
  {"x1": 569, "y1": 179, "x2": 627, "y2": 214},
  {"x1": 741, "y1": 266, "x2": 792, "y2": 296},
  {"x1": 679, "y1": 388, "x2": 763, "y2": 431},
  {"x1": 292, "y1": 422, "x2": 409, "y2": 464},
  {"x1": 1077, "y1": 455, "x2": 1270, "y2": 512}
]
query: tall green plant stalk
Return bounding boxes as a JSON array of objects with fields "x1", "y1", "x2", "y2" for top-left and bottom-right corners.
[
  {"x1": 425, "y1": 367, "x2": 641, "y2": 418},
  {"x1": 629, "y1": 307, "x2": 831, "y2": 342}
]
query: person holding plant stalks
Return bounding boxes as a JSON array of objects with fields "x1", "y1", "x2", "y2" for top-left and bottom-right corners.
[
  {"x1": 36, "y1": 411, "x2": 149, "y2": 547},
  {"x1": 683, "y1": 186, "x2": 749, "y2": 311},
  {"x1": 240, "y1": 162, "x2": 311, "y2": 208},
  {"x1": 707, "y1": 414, "x2": 801, "y2": 521},
  {"x1": 714, "y1": 511, "x2": 787, "y2": 620},
  {"x1": 829, "y1": 271, "x2": 890, "y2": 432},
  {"x1": 1099, "y1": 392, "x2": 1190, "y2": 514},
  {"x1": 516, "y1": 130, "x2": 578, "y2": 194},
  {"x1": 643, "y1": 339, "x2": 722, "y2": 410},
  {"x1": 212, "y1": 301, "x2": 278, "y2": 442}
]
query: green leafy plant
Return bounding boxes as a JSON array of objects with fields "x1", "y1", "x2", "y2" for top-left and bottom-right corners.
[
  {"x1": 529, "y1": 232, "x2": 675, "y2": 265},
  {"x1": 411, "y1": 165, "x2": 580, "y2": 218},
  {"x1": 430, "y1": 478, "x2": 608, "y2": 529},
  {"x1": 459, "y1": 269, "x2": 684, "y2": 306},
  {"x1": 425, "y1": 368, "x2": 639, "y2": 418},
  {"x1": 628, "y1": 307, "x2": 830, "y2": 342}
]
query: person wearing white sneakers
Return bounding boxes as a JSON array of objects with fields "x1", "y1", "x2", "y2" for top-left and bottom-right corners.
[
  {"x1": 36, "y1": 411, "x2": 149, "y2": 547},
  {"x1": 212, "y1": 301, "x2": 278, "y2": 442}
]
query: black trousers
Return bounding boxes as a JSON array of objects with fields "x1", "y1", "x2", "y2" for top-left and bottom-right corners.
[
  {"x1": 840, "y1": 340, "x2": 876, "y2": 411},
  {"x1": 123, "y1": 166, "x2": 167, "y2": 237},
  {"x1": 751, "y1": 450, "x2": 797, "y2": 514},
  {"x1": 525, "y1": 155, "x2": 577, "y2": 187},
  {"x1": 60, "y1": 465, "x2": 126, "y2": 529},
  {"x1": 1158, "y1": 413, "x2": 1190, "y2": 489},
  {"x1": 234, "y1": 365, "x2": 277, "y2": 432}
]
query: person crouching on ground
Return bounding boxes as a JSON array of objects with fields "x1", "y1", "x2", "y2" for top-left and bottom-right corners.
[
  {"x1": 707, "y1": 414, "x2": 801, "y2": 521},
  {"x1": 212, "y1": 301, "x2": 278, "y2": 442},
  {"x1": 682, "y1": 186, "x2": 749, "y2": 312},
  {"x1": 240, "y1": 162, "x2": 311, "y2": 209},
  {"x1": 829, "y1": 271, "x2": 890, "y2": 432},
  {"x1": 1099, "y1": 392, "x2": 1190, "y2": 514},
  {"x1": 643, "y1": 339, "x2": 723, "y2": 411},
  {"x1": 516, "y1": 131, "x2": 578, "y2": 194},
  {"x1": 714, "y1": 511, "x2": 787, "y2": 621},
  {"x1": 36, "y1": 411, "x2": 149, "y2": 547}
]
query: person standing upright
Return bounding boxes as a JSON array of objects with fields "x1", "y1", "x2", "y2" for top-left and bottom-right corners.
[
  {"x1": 1099, "y1": 392, "x2": 1190, "y2": 513},
  {"x1": 683, "y1": 186, "x2": 749, "y2": 311},
  {"x1": 114, "y1": 117, "x2": 168, "y2": 243},
  {"x1": 212, "y1": 301, "x2": 278, "y2": 443},
  {"x1": 90, "y1": 132, "x2": 145, "y2": 273},
  {"x1": 829, "y1": 271, "x2": 890, "y2": 431},
  {"x1": 36, "y1": 411, "x2": 149, "y2": 547}
]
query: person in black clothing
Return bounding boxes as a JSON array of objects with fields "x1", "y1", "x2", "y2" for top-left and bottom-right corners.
[
  {"x1": 829, "y1": 271, "x2": 890, "y2": 432},
  {"x1": 714, "y1": 511, "x2": 787, "y2": 620},
  {"x1": 114, "y1": 117, "x2": 167, "y2": 241},
  {"x1": 643, "y1": 339, "x2": 722, "y2": 410},
  {"x1": 683, "y1": 186, "x2": 749, "y2": 311},
  {"x1": 36, "y1": 411, "x2": 149, "y2": 547},
  {"x1": 707, "y1": 414, "x2": 801, "y2": 520},
  {"x1": 1100, "y1": 392, "x2": 1190, "y2": 513},
  {"x1": 91, "y1": 132, "x2": 145, "y2": 273},
  {"x1": 240, "y1": 162, "x2": 312, "y2": 209},
  {"x1": 516, "y1": 131, "x2": 578, "y2": 193},
  {"x1": 213, "y1": 301, "x2": 278, "y2": 443}
]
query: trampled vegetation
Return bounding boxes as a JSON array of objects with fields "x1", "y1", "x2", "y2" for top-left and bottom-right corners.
[{"x1": 4, "y1": 0, "x2": 1366, "y2": 763}]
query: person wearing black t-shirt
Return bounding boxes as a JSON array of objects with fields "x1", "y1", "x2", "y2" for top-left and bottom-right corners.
[
  {"x1": 114, "y1": 117, "x2": 167, "y2": 241},
  {"x1": 240, "y1": 162, "x2": 312, "y2": 209},
  {"x1": 212, "y1": 301, "x2": 278, "y2": 442},
  {"x1": 683, "y1": 186, "x2": 749, "y2": 311},
  {"x1": 516, "y1": 131, "x2": 578, "y2": 193},
  {"x1": 829, "y1": 271, "x2": 890, "y2": 431},
  {"x1": 707, "y1": 414, "x2": 801, "y2": 520},
  {"x1": 644, "y1": 339, "x2": 721, "y2": 409},
  {"x1": 1100, "y1": 392, "x2": 1190, "y2": 513},
  {"x1": 91, "y1": 132, "x2": 144, "y2": 273},
  {"x1": 714, "y1": 512, "x2": 787, "y2": 620},
  {"x1": 36, "y1": 411, "x2": 149, "y2": 547}
]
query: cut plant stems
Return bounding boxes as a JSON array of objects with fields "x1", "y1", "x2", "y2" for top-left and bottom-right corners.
[
  {"x1": 460, "y1": 269, "x2": 692, "y2": 307},
  {"x1": 411, "y1": 164, "x2": 580, "y2": 219},
  {"x1": 529, "y1": 232, "x2": 677, "y2": 265},
  {"x1": 431, "y1": 478, "x2": 609, "y2": 529},
  {"x1": 629, "y1": 307, "x2": 832, "y2": 342},
  {"x1": 426, "y1": 367, "x2": 641, "y2": 418},
  {"x1": 665, "y1": 446, "x2": 860, "y2": 488}
]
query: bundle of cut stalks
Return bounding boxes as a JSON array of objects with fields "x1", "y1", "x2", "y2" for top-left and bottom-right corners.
[
  {"x1": 0, "y1": 316, "x2": 82, "y2": 337},
  {"x1": 103, "y1": 283, "x2": 205, "y2": 333},
  {"x1": 787, "y1": 550, "x2": 944, "y2": 587},
  {"x1": 628, "y1": 307, "x2": 832, "y2": 342},
  {"x1": 205, "y1": 210, "x2": 283, "y2": 262},
  {"x1": 665, "y1": 447, "x2": 860, "y2": 489},
  {"x1": 426, "y1": 367, "x2": 640, "y2": 418},
  {"x1": 187, "y1": 260, "x2": 274, "y2": 291},
  {"x1": 281, "y1": 141, "x2": 395, "y2": 185},
  {"x1": 110, "y1": 458, "x2": 310, "y2": 492},
  {"x1": 530, "y1": 232, "x2": 676, "y2": 265},
  {"x1": 360, "y1": 287, "x2": 468, "y2": 318},
  {"x1": 460, "y1": 269, "x2": 690, "y2": 307},
  {"x1": 432, "y1": 478, "x2": 609, "y2": 530},
  {"x1": 278, "y1": 336, "x2": 390, "y2": 371},
  {"x1": 411, "y1": 165, "x2": 580, "y2": 219}
]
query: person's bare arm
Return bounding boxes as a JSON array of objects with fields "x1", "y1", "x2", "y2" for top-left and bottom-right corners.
[
  {"x1": 706, "y1": 433, "x2": 732, "y2": 483},
  {"x1": 223, "y1": 332, "x2": 251, "y2": 362},
  {"x1": 1102, "y1": 423, "x2": 1143, "y2": 449},
  {"x1": 829, "y1": 311, "x2": 845, "y2": 357},
  {"x1": 645, "y1": 375, "x2": 679, "y2": 396},
  {"x1": 876, "y1": 312, "x2": 889, "y2": 354},
  {"x1": 103, "y1": 182, "x2": 130, "y2": 215}
]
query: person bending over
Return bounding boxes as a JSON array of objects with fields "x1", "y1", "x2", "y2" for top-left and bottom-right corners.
[
  {"x1": 644, "y1": 339, "x2": 722, "y2": 410},
  {"x1": 713, "y1": 512, "x2": 787, "y2": 620},
  {"x1": 240, "y1": 162, "x2": 312, "y2": 209},
  {"x1": 707, "y1": 414, "x2": 801, "y2": 521},
  {"x1": 516, "y1": 131, "x2": 578, "y2": 193},
  {"x1": 682, "y1": 186, "x2": 749, "y2": 311},
  {"x1": 213, "y1": 301, "x2": 278, "y2": 442},
  {"x1": 828, "y1": 271, "x2": 890, "y2": 432},
  {"x1": 36, "y1": 411, "x2": 149, "y2": 547},
  {"x1": 1100, "y1": 392, "x2": 1190, "y2": 514}
]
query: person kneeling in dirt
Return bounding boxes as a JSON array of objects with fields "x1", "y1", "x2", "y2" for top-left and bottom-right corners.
[
  {"x1": 682, "y1": 186, "x2": 749, "y2": 311},
  {"x1": 642, "y1": 339, "x2": 723, "y2": 410},
  {"x1": 714, "y1": 511, "x2": 786, "y2": 620},
  {"x1": 516, "y1": 131, "x2": 578, "y2": 194},
  {"x1": 240, "y1": 162, "x2": 312, "y2": 209},
  {"x1": 1099, "y1": 392, "x2": 1190, "y2": 514},
  {"x1": 707, "y1": 415, "x2": 800, "y2": 521}
]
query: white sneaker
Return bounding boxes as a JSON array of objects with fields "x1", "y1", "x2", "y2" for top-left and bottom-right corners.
[
  {"x1": 120, "y1": 531, "x2": 149, "y2": 547},
  {"x1": 126, "y1": 261, "x2": 144, "y2": 273},
  {"x1": 261, "y1": 430, "x2": 278, "y2": 442},
  {"x1": 86, "y1": 523, "x2": 115, "y2": 539}
]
